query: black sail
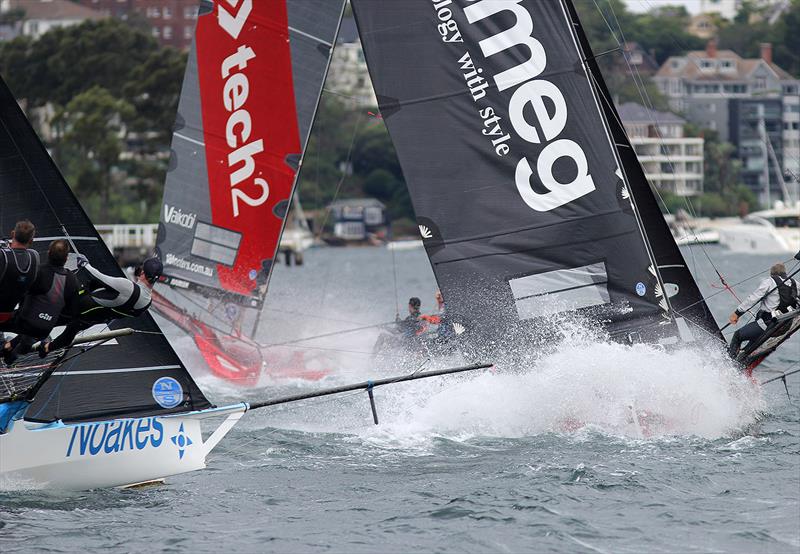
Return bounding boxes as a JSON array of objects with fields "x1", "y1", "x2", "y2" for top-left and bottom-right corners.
[
  {"x1": 562, "y1": 0, "x2": 721, "y2": 340},
  {"x1": 352, "y1": 0, "x2": 694, "y2": 345},
  {"x1": 0, "y1": 75, "x2": 212, "y2": 422}
]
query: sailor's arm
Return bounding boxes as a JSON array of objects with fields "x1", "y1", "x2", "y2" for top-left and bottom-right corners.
[
  {"x1": 81, "y1": 262, "x2": 135, "y2": 305},
  {"x1": 730, "y1": 278, "x2": 773, "y2": 323}
]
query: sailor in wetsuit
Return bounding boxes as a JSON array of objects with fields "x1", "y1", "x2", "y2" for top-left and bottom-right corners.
[
  {"x1": 2, "y1": 240, "x2": 79, "y2": 364},
  {"x1": 728, "y1": 262, "x2": 800, "y2": 359},
  {"x1": 397, "y1": 297, "x2": 425, "y2": 338},
  {"x1": 40, "y1": 256, "x2": 162, "y2": 355},
  {"x1": 0, "y1": 220, "x2": 39, "y2": 329}
]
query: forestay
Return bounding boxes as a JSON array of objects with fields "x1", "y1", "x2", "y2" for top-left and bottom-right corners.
[
  {"x1": 352, "y1": 0, "x2": 720, "y2": 344},
  {"x1": 0, "y1": 75, "x2": 212, "y2": 423},
  {"x1": 156, "y1": 0, "x2": 346, "y2": 307}
]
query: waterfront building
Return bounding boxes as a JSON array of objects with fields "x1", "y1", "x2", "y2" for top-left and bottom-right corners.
[
  {"x1": 618, "y1": 102, "x2": 704, "y2": 197},
  {"x1": 326, "y1": 17, "x2": 377, "y2": 107},
  {"x1": 0, "y1": 0, "x2": 104, "y2": 40},
  {"x1": 74, "y1": 0, "x2": 198, "y2": 50},
  {"x1": 654, "y1": 41, "x2": 800, "y2": 204}
]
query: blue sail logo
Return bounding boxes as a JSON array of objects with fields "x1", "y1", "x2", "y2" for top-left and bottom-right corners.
[{"x1": 152, "y1": 377, "x2": 184, "y2": 409}]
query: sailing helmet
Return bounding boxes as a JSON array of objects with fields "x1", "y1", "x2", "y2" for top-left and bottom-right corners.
[{"x1": 142, "y1": 257, "x2": 163, "y2": 283}]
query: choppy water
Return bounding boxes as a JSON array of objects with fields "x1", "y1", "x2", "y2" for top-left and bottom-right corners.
[{"x1": 2, "y1": 246, "x2": 799, "y2": 553}]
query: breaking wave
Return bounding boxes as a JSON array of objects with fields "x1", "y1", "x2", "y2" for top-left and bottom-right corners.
[{"x1": 250, "y1": 322, "x2": 765, "y2": 442}]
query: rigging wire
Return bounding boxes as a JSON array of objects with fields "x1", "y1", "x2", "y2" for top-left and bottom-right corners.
[
  {"x1": 314, "y1": 110, "x2": 366, "y2": 242},
  {"x1": 390, "y1": 239, "x2": 400, "y2": 319},
  {"x1": 594, "y1": 0, "x2": 766, "y2": 308}
]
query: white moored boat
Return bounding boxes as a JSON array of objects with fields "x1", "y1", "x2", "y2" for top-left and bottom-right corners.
[{"x1": 718, "y1": 203, "x2": 800, "y2": 254}]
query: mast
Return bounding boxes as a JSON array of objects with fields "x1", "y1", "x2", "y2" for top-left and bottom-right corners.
[
  {"x1": 561, "y1": 0, "x2": 722, "y2": 340},
  {"x1": 558, "y1": 0, "x2": 674, "y2": 324}
]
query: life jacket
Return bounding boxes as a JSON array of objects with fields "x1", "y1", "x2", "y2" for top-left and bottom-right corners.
[
  {"x1": 772, "y1": 275, "x2": 799, "y2": 313},
  {"x1": 19, "y1": 269, "x2": 67, "y2": 334},
  {"x1": 0, "y1": 248, "x2": 39, "y2": 312}
]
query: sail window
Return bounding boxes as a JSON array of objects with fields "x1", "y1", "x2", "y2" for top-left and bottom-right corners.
[
  {"x1": 191, "y1": 222, "x2": 242, "y2": 266},
  {"x1": 509, "y1": 262, "x2": 610, "y2": 319}
]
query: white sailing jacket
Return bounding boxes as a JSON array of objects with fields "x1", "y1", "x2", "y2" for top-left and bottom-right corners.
[{"x1": 736, "y1": 275, "x2": 797, "y2": 322}]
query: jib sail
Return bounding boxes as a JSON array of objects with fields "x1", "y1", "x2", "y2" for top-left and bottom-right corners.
[
  {"x1": 0, "y1": 75, "x2": 212, "y2": 422},
  {"x1": 352, "y1": 0, "x2": 719, "y2": 344},
  {"x1": 156, "y1": 0, "x2": 346, "y2": 306}
]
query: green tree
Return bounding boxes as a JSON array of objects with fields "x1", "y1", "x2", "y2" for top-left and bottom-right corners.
[
  {"x1": 773, "y1": 0, "x2": 800, "y2": 77},
  {"x1": 55, "y1": 86, "x2": 135, "y2": 222}
]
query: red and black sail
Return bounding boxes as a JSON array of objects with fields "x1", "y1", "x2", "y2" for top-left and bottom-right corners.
[{"x1": 156, "y1": 0, "x2": 346, "y2": 305}]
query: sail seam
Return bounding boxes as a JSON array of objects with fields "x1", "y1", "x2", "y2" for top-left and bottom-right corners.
[
  {"x1": 50, "y1": 365, "x2": 182, "y2": 376},
  {"x1": 515, "y1": 280, "x2": 610, "y2": 302},
  {"x1": 287, "y1": 26, "x2": 333, "y2": 47},
  {"x1": 174, "y1": 132, "x2": 205, "y2": 147}
]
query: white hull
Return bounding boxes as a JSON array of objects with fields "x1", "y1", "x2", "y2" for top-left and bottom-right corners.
[
  {"x1": 0, "y1": 404, "x2": 245, "y2": 490},
  {"x1": 719, "y1": 225, "x2": 798, "y2": 254}
]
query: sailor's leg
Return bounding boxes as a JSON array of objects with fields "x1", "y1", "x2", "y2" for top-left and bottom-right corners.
[{"x1": 729, "y1": 321, "x2": 764, "y2": 358}]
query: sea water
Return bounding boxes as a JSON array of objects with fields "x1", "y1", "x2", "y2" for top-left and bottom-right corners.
[{"x1": 1, "y1": 246, "x2": 798, "y2": 553}]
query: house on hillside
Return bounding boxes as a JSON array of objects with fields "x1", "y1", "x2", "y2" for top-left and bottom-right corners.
[
  {"x1": 0, "y1": 0, "x2": 105, "y2": 40},
  {"x1": 654, "y1": 40, "x2": 799, "y2": 204}
]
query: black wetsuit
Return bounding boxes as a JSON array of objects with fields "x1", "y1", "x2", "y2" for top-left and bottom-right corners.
[
  {"x1": 5, "y1": 264, "x2": 79, "y2": 358},
  {"x1": 0, "y1": 247, "x2": 39, "y2": 324}
]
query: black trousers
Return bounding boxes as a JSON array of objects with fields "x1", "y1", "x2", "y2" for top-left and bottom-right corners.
[{"x1": 728, "y1": 320, "x2": 764, "y2": 358}]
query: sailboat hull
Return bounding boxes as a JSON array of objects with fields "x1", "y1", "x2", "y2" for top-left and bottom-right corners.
[{"x1": 0, "y1": 404, "x2": 245, "y2": 490}]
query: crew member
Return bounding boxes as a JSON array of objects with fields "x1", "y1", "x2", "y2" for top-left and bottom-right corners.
[
  {"x1": 728, "y1": 262, "x2": 799, "y2": 359},
  {"x1": 0, "y1": 220, "x2": 39, "y2": 327},
  {"x1": 397, "y1": 297, "x2": 425, "y2": 338},
  {"x1": 3, "y1": 240, "x2": 79, "y2": 363},
  {"x1": 41, "y1": 256, "x2": 162, "y2": 355},
  {"x1": 420, "y1": 290, "x2": 443, "y2": 327}
]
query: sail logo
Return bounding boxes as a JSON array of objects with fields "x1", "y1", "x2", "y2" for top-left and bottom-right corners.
[
  {"x1": 216, "y1": 2, "x2": 270, "y2": 218},
  {"x1": 65, "y1": 418, "x2": 164, "y2": 458},
  {"x1": 170, "y1": 422, "x2": 194, "y2": 460},
  {"x1": 164, "y1": 204, "x2": 197, "y2": 229},
  {"x1": 152, "y1": 377, "x2": 184, "y2": 409},
  {"x1": 463, "y1": 0, "x2": 596, "y2": 212}
]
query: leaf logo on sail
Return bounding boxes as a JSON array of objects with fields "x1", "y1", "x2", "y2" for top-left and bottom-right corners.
[
  {"x1": 419, "y1": 225, "x2": 433, "y2": 239},
  {"x1": 452, "y1": 322, "x2": 466, "y2": 335}
]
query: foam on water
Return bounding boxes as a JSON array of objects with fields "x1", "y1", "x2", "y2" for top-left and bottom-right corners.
[{"x1": 354, "y1": 334, "x2": 765, "y2": 443}]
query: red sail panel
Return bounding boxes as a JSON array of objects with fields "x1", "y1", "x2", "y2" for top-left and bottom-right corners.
[{"x1": 194, "y1": 1, "x2": 301, "y2": 297}]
